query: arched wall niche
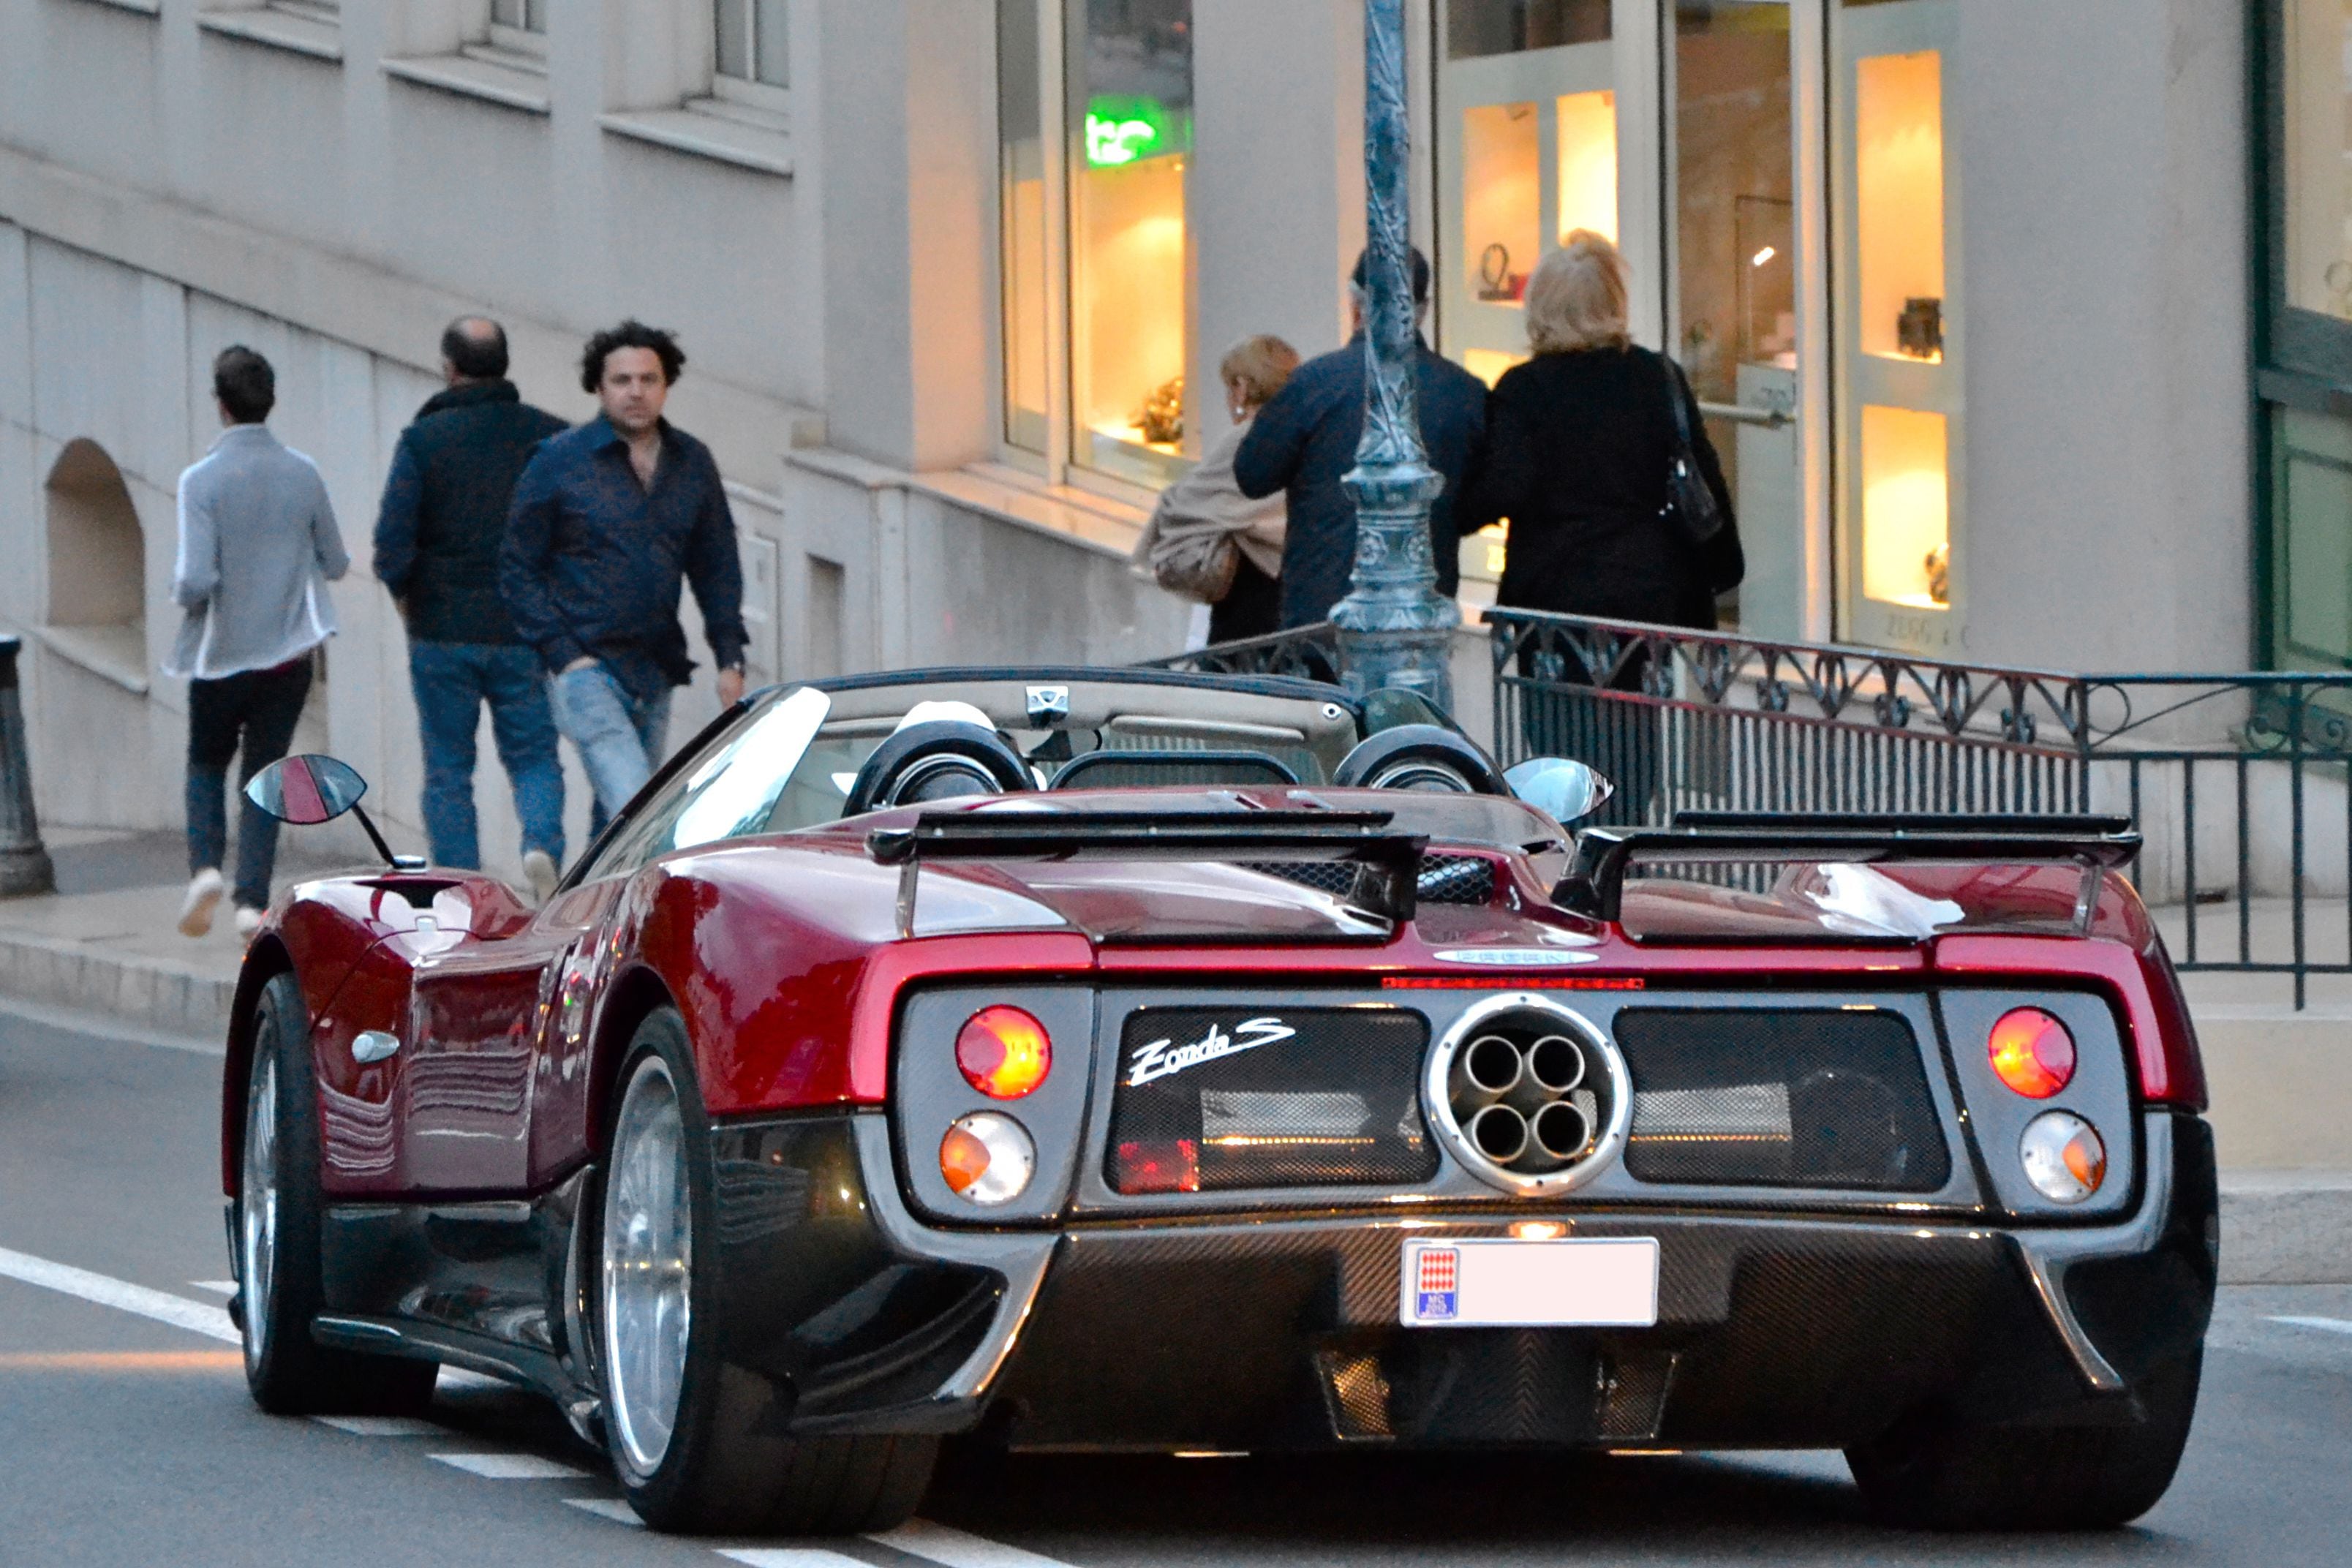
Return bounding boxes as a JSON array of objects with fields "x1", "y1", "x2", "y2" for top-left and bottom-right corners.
[{"x1": 45, "y1": 438, "x2": 146, "y2": 636}]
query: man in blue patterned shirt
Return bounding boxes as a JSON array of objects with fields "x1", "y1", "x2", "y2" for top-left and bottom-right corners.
[{"x1": 500, "y1": 321, "x2": 747, "y2": 838}]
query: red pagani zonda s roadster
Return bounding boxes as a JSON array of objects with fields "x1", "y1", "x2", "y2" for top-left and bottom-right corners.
[{"x1": 218, "y1": 667, "x2": 2215, "y2": 1536}]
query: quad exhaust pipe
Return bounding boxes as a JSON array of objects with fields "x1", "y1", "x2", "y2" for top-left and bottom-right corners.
[{"x1": 1450, "y1": 1029, "x2": 1597, "y2": 1171}]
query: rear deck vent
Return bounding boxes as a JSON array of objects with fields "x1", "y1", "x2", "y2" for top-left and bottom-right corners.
[{"x1": 1613, "y1": 1009, "x2": 1950, "y2": 1191}]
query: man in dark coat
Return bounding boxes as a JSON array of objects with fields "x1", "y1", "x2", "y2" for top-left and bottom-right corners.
[
  {"x1": 374, "y1": 317, "x2": 570, "y2": 898},
  {"x1": 1232, "y1": 249, "x2": 1489, "y2": 630},
  {"x1": 500, "y1": 320, "x2": 747, "y2": 842}
]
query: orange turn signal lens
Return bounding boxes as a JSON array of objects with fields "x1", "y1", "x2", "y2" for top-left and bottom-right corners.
[
  {"x1": 1989, "y1": 1008, "x2": 2076, "y2": 1099},
  {"x1": 955, "y1": 1006, "x2": 1052, "y2": 1100}
]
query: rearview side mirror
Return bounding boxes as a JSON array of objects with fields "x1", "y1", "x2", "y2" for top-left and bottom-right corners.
[
  {"x1": 1504, "y1": 757, "x2": 1614, "y2": 825},
  {"x1": 245, "y1": 755, "x2": 422, "y2": 870}
]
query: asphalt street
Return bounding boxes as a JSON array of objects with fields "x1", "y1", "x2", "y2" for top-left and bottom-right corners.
[{"x1": 2, "y1": 1003, "x2": 2348, "y2": 1567}]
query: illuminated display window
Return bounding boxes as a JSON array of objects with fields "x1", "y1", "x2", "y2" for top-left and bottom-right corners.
[
  {"x1": 1438, "y1": 1, "x2": 1619, "y2": 375},
  {"x1": 1860, "y1": 406, "x2": 1949, "y2": 608},
  {"x1": 1855, "y1": 49, "x2": 1943, "y2": 363},
  {"x1": 1067, "y1": 0, "x2": 1194, "y2": 487},
  {"x1": 995, "y1": 0, "x2": 1195, "y2": 490},
  {"x1": 1836, "y1": 0, "x2": 1959, "y2": 652}
]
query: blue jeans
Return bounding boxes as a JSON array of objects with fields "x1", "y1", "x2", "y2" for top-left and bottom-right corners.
[
  {"x1": 549, "y1": 663, "x2": 672, "y2": 840},
  {"x1": 410, "y1": 642, "x2": 565, "y2": 870}
]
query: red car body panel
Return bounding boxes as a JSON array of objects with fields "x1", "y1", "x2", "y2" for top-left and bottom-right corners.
[{"x1": 223, "y1": 790, "x2": 2205, "y2": 1202}]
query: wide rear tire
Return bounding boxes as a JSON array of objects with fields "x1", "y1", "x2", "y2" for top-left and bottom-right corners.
[
  {"x1": 238, "y1": 971, "x2": 438, "y2": 1417},
  {"x1": 1845, "y1": 1350, "x2": 2202, "y2": 1530},
  {"x1": 595, "y1": 1007, "x2": 938, "y2": 1535}
]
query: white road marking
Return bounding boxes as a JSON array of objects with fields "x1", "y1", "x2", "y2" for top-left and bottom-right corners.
[
  {"x1": 312, "y1": 1415, "x2": 442, "y2": 1437},
  {"x1": 429, "y1": 1451, "x2": 589, "y2": 1480},
  {"x1": 188, "y1": 1280, "x2": 238, "y2": 1295},
  {"x1": 562, "y1": 1497, "x2": 642, "y2": 1527},
  {"x1": 0, "y1": 1245, "x2": 238, "y2": 1343},
  {"x1": 2270, "y1": 1314, "x2": 2352, "y2": 1336},
  {"x1": 717, "y1": 1551, "x2": 870, "y2": 1567},
  {"x1": 870, "y1": 1519, "x2": 1082, "y2": 1568}
]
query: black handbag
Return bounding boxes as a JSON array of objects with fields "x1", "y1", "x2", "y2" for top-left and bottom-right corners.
[
  {"x1": 1659, "y1": 355, "x2": 1726, "y2": 549},
  {"x1": 1659, "y1": 355, "x2": 1744, "y2": 596}
]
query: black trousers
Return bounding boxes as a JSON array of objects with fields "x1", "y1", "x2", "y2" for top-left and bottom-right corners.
[
  {"x1": 1207, "y1": 554, "x2": 1284, "y2": 645},
  {"x1": 186, "y1": 659, "x2": 314, "y2": 911}
]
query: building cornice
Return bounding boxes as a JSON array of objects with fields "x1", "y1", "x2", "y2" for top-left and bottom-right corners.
[{"x1": 0, "y1": 140, "x2": 824, "y2": 481}]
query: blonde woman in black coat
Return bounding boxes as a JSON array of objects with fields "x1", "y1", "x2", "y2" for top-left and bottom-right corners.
[
  {"x1": 1463, "y1": 230, "x2": 1741, "y2": 631},
  {"x1": 1461, "y1": 230, "x2": 1741, "y2": 814}
]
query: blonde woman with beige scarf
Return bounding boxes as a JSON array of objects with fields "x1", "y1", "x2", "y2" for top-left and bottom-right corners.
[{"x1": 1133, "y1": 335, "x2": 1299, "y2": 646}]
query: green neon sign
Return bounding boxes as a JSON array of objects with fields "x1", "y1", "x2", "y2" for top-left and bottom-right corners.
[{"x1": 1083, "y1": 95, "x2": 1184, "y2": 167}]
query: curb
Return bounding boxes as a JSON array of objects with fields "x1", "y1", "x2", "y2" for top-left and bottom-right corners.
[
  {"x1": 2220, "y1": 1172, "x2": 2352, "y2": 1286},
  {"x1": 0, "y1": 927, "x2": 233, "y2": 1044}
]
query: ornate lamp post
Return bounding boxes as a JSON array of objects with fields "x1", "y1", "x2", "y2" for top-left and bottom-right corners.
[{"x1": 1332, "y1": 0, "x2": 1459, "y2": 713}]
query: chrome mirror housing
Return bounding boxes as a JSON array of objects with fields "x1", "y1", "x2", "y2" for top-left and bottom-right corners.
[{"x1": 1504, "y1": 757, "x2": 1614, "y2": 824}]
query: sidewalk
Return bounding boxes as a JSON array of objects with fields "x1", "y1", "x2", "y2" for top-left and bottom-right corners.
[
  {"x1": 1, "y1": 838, "x2": 2345, "y2": 1283},
  {"x1": 0, "y1": 827, "x2": 350, "y2": 1041}
]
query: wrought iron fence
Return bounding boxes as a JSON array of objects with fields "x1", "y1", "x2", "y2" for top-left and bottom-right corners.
[
  {"x1": 1138, "y1": 624, "x2": 1341, "y2": 682},
  {"x1": 1483, "y1": 608, "x2": 2352, "y2": 1008},
  {"x1": 1149, "y1": 611, "x2": 2352, "y2": 1005}
]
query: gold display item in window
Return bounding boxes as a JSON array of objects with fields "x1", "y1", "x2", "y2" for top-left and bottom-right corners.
[
  {"x1": 1924, "y1": 542, "x2": 1949, "y2": 607},
  {"x1": 1134, "y1": 375, "x2": 1185, "y2": 448},
  {"x1": 1897, "y1": 297, "x2": 1942, "y2": 361}
]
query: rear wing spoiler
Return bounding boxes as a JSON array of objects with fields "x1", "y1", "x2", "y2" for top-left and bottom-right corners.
[
  {"x1": 1555, "y1": 813, "x2": 2141, "y2": 922},
  {"x1": 867, "y1": 810, "x2": 1431, "y2": 932}
]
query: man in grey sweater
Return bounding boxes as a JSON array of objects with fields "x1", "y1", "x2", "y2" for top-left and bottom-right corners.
[{"x1": 165, "y1": 346, "x2": 350, "y2": 939}]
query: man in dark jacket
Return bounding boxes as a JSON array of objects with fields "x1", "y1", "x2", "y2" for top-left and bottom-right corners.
[
  {"x1": 374, "y1": 317, "x2": 570, "y2": 898},
  {"x1": 1233, "y1": 249, "x2": 1488, "y2": 630},
  {"x1": 500, "y1": 320, "x2": 746, "y2": 840}
]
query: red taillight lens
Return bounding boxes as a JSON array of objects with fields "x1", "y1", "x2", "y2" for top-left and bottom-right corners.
[
  {"x1": 1112, "y1": 1139, "x2": 1201, "y2": 1195},
  {"x1": 1989, "y1": 1008, "x2": 2076, "y2": 1098},
  {"x1": 956, "y1": 1006, "x2": 1052, "y2": 1100}
]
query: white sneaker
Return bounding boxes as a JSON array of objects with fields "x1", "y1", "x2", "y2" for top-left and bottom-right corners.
[
  {"x1": 233, "y1": 906, "x2": 265, "y2": 941},
  {"x1": 521, "y1": 849, "x2": 559, "y2": 905},
  {"x1": 177, "y1": 868, "x2": 226, "y2": 938}
]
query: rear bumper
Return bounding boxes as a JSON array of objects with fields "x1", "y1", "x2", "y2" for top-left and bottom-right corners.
[{"x1": 708, "y1": 1109, "x2": 2215, "y2": 1450}]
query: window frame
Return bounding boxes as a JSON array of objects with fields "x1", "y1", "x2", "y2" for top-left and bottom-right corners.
[
  {"x1": 2255, "y1": 0, "x2": 2352, "y2": 671},
  {"x1": 712, "y1": 0, "x2": 793, "y2": 108}
]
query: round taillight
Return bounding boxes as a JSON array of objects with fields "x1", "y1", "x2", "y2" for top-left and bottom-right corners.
[
  {"x1": 939, "y1": 1113, "x2": 1036, "y2": 1206},
  {"x1": 1988, "y1": 1008, "x2": 2076, "y2": 1099},
  {"x1": 955, "y1": 1006, "x2": 1052, "y2": 1100},
  {"x1": 2019, "y1": 1111, "x2": 2106, "y2": 1205}
]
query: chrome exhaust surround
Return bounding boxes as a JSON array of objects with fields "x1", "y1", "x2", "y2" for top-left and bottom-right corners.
[{"x1": 1424, "y1": 994, "x2": 1632, "y2": 1196}]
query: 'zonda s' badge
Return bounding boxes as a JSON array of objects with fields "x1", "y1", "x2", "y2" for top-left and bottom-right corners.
[{"x1": 1128, "y1": 1017, "x2": 1297, "y2": 1088}]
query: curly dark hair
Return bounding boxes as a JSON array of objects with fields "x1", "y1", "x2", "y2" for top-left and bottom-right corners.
[{"x1": 580, "y1": 320, "x2": 686, "y2": 393}]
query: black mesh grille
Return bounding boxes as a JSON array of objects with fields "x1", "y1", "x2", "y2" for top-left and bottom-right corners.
[
  {"x1": 1246, "y1": 853, "x2": 1496, "y2": 906},
  {"x1": 1107, "y1": 1007, "x2": 1436, "y2": 1193},
  {"x1": 1613, "y1": 1009, "x2": 1950, "y2": 1191}
]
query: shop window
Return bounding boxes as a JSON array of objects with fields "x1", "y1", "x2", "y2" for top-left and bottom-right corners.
[
  {"x1": 1066, "y1": 0, "x2": 1194, "y2": 487},
  {"x1": 1854, "y1": 50, "x2": 1943, "y2": 363},
  {"x1": 995, "y1": 0, "x2": 1196, "y2": 491},
  {"x1": 44, "y1": 440, "x2": 148, "y2": 681},
  {"x1": 1835, "y1": 0, "x2": 1958, "y2": 653},
  {"x1": 1437, "y1": 1, "x2": 1618, "y2": 383}
]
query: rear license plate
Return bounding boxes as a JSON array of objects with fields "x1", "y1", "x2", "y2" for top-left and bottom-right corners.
[{"x1": 1399, "y1": 1237, "x2": 1659, "y2": 1327}]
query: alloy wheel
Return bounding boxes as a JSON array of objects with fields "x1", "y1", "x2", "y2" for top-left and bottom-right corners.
[
  {"x1": 240, "y1": 1049, "x2": 279, "y2": 1373},
  {"x1": 600, "y1": 1056, "x2": 693, "y2": 1481}
]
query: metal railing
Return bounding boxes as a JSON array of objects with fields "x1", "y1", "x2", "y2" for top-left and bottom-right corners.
[
  {"x1": 1483, "y1": 608, "x2": 2352, "y2": 1008},
  {"x1": 1139, "y1": 624, "x2": 1341, "y2": 682},
  {"x1": 1153, "y1": 611, "x2": 2352, "y2": 1005}
]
